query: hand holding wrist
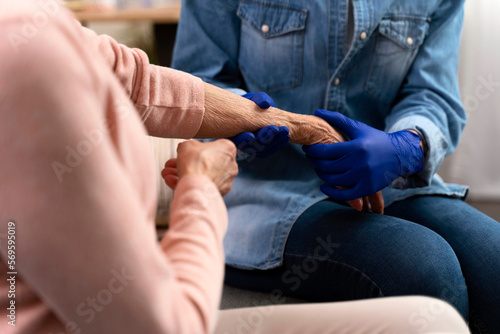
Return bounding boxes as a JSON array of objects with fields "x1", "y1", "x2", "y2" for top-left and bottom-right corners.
[
  {"x1": 302, "y1": 110, "x2": 424, "y2": 201},
  {"x1": 199, "y1": 83, "x2": 345, "y2": 145}
]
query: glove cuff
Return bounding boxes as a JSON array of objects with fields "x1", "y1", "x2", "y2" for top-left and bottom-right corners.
[{"x1": 390, "y1": 131, "x2": 424, "y2": 177}]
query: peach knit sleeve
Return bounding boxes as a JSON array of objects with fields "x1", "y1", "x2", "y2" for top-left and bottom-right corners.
[{"x1": 83, "y1": 22, "x2": 205, "y2": 139}]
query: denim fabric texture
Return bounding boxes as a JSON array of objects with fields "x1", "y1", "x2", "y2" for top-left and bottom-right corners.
[{"x1": 172, "y1": 0, "x2": 469, "y2": 270}]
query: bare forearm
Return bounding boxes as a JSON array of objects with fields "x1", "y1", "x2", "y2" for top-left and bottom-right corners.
[{"x1": 197, "y1": 83, "x2": 344, "y2": 145}]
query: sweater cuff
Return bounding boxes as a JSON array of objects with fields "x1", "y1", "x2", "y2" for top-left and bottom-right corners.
[{"x1": 141, "y1": 67, "x2": 205, "y2": 139}]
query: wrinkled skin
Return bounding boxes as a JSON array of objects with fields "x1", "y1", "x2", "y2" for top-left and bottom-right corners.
[{"x1": 162, "y1": 139, "x2": 238, "y2": 197}]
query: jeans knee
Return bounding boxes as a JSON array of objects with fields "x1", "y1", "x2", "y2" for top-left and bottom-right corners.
[{"x1": 385, "y1": 227, "x2": 469, "y2": 319}]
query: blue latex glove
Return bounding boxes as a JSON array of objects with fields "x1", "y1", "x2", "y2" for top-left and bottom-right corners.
[
  {"x1": 241, "y1": 92, "x2": 275, "y2": 109},
  {"x1": 303, "y1": 109, "x2": 424, "y2": 201},
  {"x1": 230, "y1": 92, "x2": 290, "y2": 159}
]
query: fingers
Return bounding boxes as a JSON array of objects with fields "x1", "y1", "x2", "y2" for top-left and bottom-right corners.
[
  {"x1": 244, "y1": 91, "x2": 276, "y2": 109},
  {"x1": 164, "y1": 158, "x2": 177, "y2": 169},
  {"x1": 254, "y1": 125, "x2": 289, "y2": 146},
  {"x1": 302, "y1": 141, "x2": 353, "y2": 159},
  {"x1": 231, "y1": 132, "x2": 256, "y2": 147},
  {"x1": 315, "y1": 170, "x2": 358, "y2": 187},
  {"x1": 314, "y1": 109, "x2": 362, "y2": 139},
  {"x1": 161, "y1": 167, "x2": 177, "y2": 179},
  {"x1": 255, "y1": 125, "x2": 279, "y2": 144},
  {"x1": 320, "y1": 184, "x2": 364, "y2": 202},
  {"x1": 162, "y1": 158, "x2": 179, "y2": 190},
  {"x1": 163, "y1": 175, "x2": 179, "y2": 190},
  {"x1": 175, "y1": 139, "x2": 238, "y2": 196},
  {"x1": 347, "y1": 198, "x2": 363, "y2": 212},
  {"x1": 307, "y1": 153, "x2": 356, "y2": 174},
  {"x1": 367, "y1": 191, "x2": 384, "y2": 214},
  {"x1": 340, "y1": 191, "x2": 385, "y2": 214},
  {"x1": 256, "y1": 134, "x2": 290, "y2": 158},
  {"x1": 253, "y1": 126, "x2": 289, "y2": 157},
  {"x1": 241, "y1": 92, "x2": 256, "y2": 100},
  {"x1": 252, "y1": 92, "x2": 276, "y2": 108},
  {"x1": 362, "y1": 196, "x2": 371, "y2": 212},
  {"x1": 232, "y1": 125, "x2": 289, "y2": 158},
  {"x1": 267, "y1": 127, "x2": 290, "y2": 147}
]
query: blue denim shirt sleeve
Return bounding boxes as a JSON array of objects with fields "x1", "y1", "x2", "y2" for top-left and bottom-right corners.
[
  {"x1": 385, "y1": 0, "x2": 467, "y2": 188},
  {"x1": 172, "y1": 0, "x2": 243, "y2": 90}
]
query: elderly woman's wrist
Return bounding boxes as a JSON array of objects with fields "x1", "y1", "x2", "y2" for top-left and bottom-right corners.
[{"x1": 281, "y1": 113, "x2": 345, "y2": 145}]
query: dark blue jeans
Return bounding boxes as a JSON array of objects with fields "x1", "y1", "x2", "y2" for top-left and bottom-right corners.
[{"x1": 225, "y1": 196, "x2": 500, "y2": 333}]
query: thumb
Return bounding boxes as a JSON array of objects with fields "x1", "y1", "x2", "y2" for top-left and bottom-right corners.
[
  {"x1": 314, "y1": 109, "x2": 363, "y2": 139},
  {"x1": 251, "y1": 92, "x2": 275, "y2": 109}
]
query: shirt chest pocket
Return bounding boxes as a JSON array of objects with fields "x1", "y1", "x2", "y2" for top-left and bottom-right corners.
[
  {"x1": 237, "y1": 1, "x2": 307, "y2": 93},
  {"x1": 365, "y1": 18, "x2": 430, "y2": 104}
]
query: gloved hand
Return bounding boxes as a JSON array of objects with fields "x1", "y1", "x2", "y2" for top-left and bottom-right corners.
[
  {"x1": 230, "y1": 92, "x2": 289, "y2": 159},
  {"x1": 303, "y1": 109, "x2": 424, "y2": 201}
]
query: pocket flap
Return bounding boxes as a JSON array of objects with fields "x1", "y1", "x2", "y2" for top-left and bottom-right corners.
[
  {"x1": 237, "y1": 0, "x2": 307, "y2": 38},
  {"x1": 378, "y1": 18, "x2": 429, "y2": 50}
]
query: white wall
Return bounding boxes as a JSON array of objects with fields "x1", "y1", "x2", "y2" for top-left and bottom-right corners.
[{"x1": 439, "y1": 0, "x2": 500, "y2": 200}]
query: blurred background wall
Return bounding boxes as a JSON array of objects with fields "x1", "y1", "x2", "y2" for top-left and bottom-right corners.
[{"x1": 439, "y1": 0, "x2": 500, "y2": 201}]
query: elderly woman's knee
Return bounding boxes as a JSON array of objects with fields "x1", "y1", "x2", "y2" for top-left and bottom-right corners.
[{"x1": 401, "y1": 296, "x2": 469, "y2": 334}]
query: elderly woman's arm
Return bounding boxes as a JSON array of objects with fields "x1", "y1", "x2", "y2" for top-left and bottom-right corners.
[
  {"x1": 88, "y1": 24, "x2": 343, "y2": 145},
  {"x1": 200, "y1": 83, "x2": 344, "y2": 145}
]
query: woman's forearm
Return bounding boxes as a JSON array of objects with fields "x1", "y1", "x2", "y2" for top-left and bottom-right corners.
[{"x1": 198, "y1": 83, "x2": 345, "y2": 145}]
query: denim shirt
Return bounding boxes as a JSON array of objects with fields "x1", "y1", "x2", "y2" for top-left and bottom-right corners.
[{"x1": 172, "y1": 0, "x2": 469, "y2": 270}]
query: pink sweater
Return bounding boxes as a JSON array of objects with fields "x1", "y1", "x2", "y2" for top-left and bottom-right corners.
[{"x1": 0, "y1": 1, "x2": 226, "y2": 333}]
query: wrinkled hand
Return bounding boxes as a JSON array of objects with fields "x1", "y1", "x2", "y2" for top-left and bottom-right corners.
[
  {"x1": 286, "y1": 113, "x2": 345, "y2": 146},
  {"x1": 303, "y1": 109, "x2": 423, "y2": 204},
  {"x1": 230, "y1": 92, "x2": 290, "y2": 159},
  {"x1": 162, "y1": 139, "x2": 238, "y2": 196},
  {"x1": 286, "y1": 112, "x2": 382, "y2": 213}
]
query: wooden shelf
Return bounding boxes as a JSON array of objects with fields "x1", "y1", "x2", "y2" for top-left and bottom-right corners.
[{"x1": 73, "y1": 5, "x2": 181, "y2": 24}]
